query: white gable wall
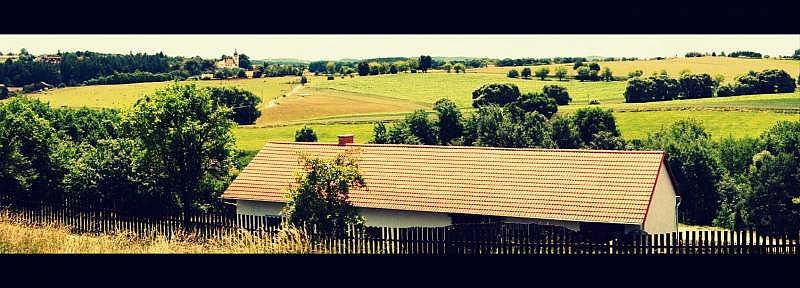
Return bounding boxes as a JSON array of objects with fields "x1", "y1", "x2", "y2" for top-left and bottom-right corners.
[{"x1": 643, "y1": 164, "x2": 678, "y2": 234}]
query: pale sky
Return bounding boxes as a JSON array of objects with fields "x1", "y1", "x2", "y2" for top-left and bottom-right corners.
[{"x1": 1, "y1": 35, "x2": 798, "y2": 61}]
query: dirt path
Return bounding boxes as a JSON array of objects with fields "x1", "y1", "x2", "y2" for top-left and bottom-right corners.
[{"x1": 268, "y1": 84, "x2": 305, "y2": 108}]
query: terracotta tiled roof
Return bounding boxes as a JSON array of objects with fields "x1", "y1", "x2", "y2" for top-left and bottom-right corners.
[{"x1": 223, "y1": 142, "x2": 667, "y2": 225}]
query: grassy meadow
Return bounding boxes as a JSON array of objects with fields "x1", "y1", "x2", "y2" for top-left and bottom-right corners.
[{"x1": 0, "y1": 212, "x2": 315, "y2": 254}]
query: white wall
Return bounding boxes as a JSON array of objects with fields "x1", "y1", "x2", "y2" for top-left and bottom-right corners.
[
  {"x1": 643, "y1": 164, "x2": 678, "y2": 234},
  {"x1": 235, "y1": 200, "x2": 452, "y2": 228},
  {"x1": 237, "y1": 200, "x2": 285, "y2": 216}
]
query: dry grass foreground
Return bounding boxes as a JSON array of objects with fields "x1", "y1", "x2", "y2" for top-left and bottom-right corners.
[{"x1": 0, "y1": 212, "x2": 317, "y2": 254}]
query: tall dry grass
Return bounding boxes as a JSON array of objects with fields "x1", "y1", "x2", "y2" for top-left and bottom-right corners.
[{"x1": 0, "y1": 211, "x2": 320, "y2": 254}]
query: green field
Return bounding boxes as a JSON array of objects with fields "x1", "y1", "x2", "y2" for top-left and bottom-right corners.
[
  {"x1": 310, "y1": 72, "x2": 628, "y2": 108},
  {"x1": 8, "y1": 56, "x2": 797, "y2": 151}
]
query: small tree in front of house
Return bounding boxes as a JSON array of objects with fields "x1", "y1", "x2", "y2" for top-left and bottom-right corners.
[{"x1": 283, "y1": 150, "x2": 366, "y2": 237}]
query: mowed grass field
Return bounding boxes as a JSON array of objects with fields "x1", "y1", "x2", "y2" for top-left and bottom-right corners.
[{"x1": 469, "y1": 57, "x2": 800, "y2": 84}]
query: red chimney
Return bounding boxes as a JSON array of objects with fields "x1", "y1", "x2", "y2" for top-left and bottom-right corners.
[{"x1": 338, "y1": 134, "x2": 354, "y2": 146}]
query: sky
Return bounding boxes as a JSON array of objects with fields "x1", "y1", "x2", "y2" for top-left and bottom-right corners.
[{"x1": 1, "y1": 35, "x2": 798, "y2": 61}]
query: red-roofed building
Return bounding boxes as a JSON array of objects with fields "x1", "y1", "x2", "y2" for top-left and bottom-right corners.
[{"x1": 222, "y1": 135, "x2": 680, "y2": 235}]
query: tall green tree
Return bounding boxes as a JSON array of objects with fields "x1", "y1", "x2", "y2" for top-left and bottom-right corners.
[
  {"x1": 642, "y1": 119, "x2": 723, "y2": 225},
  {"x1": 283, "y1": 150, "x2": 365, "y2": 236},
  {"x1": 419, "y1": 55, "x2": 432, "y2": 72},
  {"x1": 405, "y1": 110, "x2": 438, "y2": 145},
  {"x1": 0, "y1": 98, "x2": 60, "y2": 201},
  {"x1": 238, "y1": 54, "x2": 252, "y2": 70},
  {"x1": 554, "y1": 66, "x2": 568, "y2": 81},
  {"x1": 433, "y1": 98, "x2": 464, "y2": 145},
  {"x1": 534, "y1": 67, "x2": 550, "y2": 80},
  {"x1": 123, "y1": 83, "x2": 236, "y2": 227}
]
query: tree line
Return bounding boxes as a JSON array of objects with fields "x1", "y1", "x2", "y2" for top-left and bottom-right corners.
[
  {"x1": 0, "y1": 83, "x2": 265, "y2": 226},
  {"x1": 625, "y1": 69, "x2": 796, "y2": 103}
]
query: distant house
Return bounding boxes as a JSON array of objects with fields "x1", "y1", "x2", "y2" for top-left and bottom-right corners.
[
  {"x1": 222, "y1": 135, "x2": 680, "y2": 235},
  {"x1": 216, "y1": 50, "x2": 240, "y2": 69},
  {"x1": 35, "y1": 55, "x2": 61, "y2": 64}
]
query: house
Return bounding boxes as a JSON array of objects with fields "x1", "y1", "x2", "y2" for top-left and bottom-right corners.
[
  {"x1": 35, "y1": 55, "x2": 61, "y2": 64},
  {"x1": 222, "y1": 135, "x2": 680, "y2": 235},
  {"x1": 216, "y1": 50, "x2": 240, "y2": 69}
]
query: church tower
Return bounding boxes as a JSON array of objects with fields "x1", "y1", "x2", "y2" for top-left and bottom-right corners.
[{"x1": 233, "y1": 49, "x2": 239, "y2": 67}]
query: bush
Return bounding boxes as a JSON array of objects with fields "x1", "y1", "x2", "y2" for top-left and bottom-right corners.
[
  {"x1": 588, "y1": 99, "x2": 600, "y2": 105},
  {"x1": 717, "y1": 84, "x2": 735, "y2": 97},
  {"x1": 509, "y1": 92, "x2": 558, "y2": 119},
  {"x1": 550, "y1": 115, "x2": 582, "y2": 149},
  {"x1": 678, "y1": 73, "x2": 715, "y2": 99},
  {"x1": 507, "y1": 69, "x2": 519, "y2": 78},
  {"x1": 534, "y1": 67, "x2": 549, "y2": 80},
  {"x1": 571, "y1": 107, "x2": 620, "y2": 145},
  {"x1": 326, "y1": 75, "x2": 334, "y2": 80},
  {"x1": 520, "y1": 67, "x2": 531, "y2": 79},
  {"x1": 300, "y1": 76, "x2": 308, "y2": 85},
  {"x1": 542, "y1": 85, "x2": 571, "y2": 105},
  {"x1": 433, "y1": 98, "x2": 463, "y2": 145},
  {"x1": 294, "y1": 126, "x2": 318, "y2": 142},
  {"x1": 624, "y1": 74, "x2": 681, "y2": 103},
  {"x1": 404, "y1": 110, "x2": 438, "y2": 145}
]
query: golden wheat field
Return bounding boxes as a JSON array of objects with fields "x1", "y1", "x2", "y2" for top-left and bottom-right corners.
[{"x1": 470, "y1": 57, "x2": 800, "y2": 83}]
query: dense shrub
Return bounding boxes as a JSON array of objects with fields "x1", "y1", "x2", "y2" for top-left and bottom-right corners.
[
  {"x1": 472, "y1": 83, "x2": 521, "y2": 108},
  {"x1": 509, "y1": 92, "x2": 558, "y2": 119},
  {"x1": 534, "y1": 67, "x2": 549, "y2": 80},
  {"x1": 294, "y1": 126, "x2": 318, "y2": 142},
  {"x1": 466, "y1": 105, "x2": 555, "y2": 149},
  {"x1": 716, "y1": 69, "x2": 796, "y2": 97},
  {"x1": 550, "y1": 115, "x2": 582, "y2": 149},
  {"x1": 678, "y1": 73, "x2": 715, "y2": 99},
  {"x1": 624, "y1": 74, "x2": 681, "y2": 103},
  {"x1": 728, "y1": 51, "x2": 762, "y2": 58},
  {"x1": 520, "y1": 67, "x2": 531, "y2": 78},
  {"x1": 507, "y1": 69, "x2": 519, "y2": 78},
  {"x1": 571, "y1": 107, "x2": 621, "y2": 146},
  {"x1": 404, "y1": 110, "x2": 438, "y2": 145},
  {"x1": 433, "y1": 98, "x2": 463, "y2": 145},
  {"x1": 542, "y1": 85, "x2": 571, "y2": 105}
]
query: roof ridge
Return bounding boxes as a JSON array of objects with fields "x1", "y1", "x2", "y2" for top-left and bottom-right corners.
[{"x1": 266, "y1": 141, "x2": 665, "y2": 154}]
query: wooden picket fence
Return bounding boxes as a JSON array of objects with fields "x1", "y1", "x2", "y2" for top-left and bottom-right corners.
[{"x1": 2, "y1": 197, "x2": 798, "y2": 255}]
